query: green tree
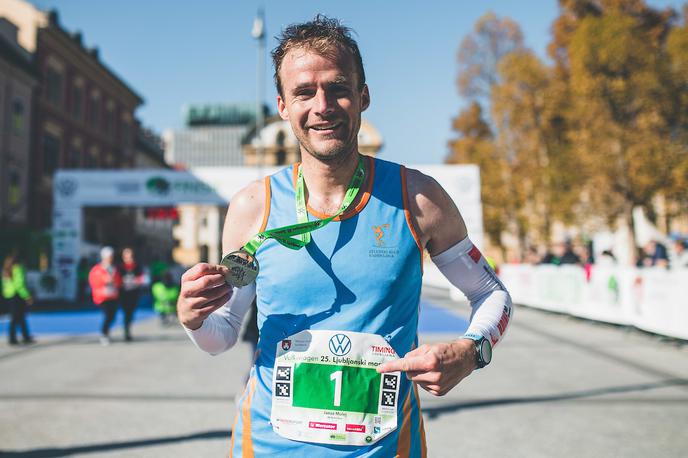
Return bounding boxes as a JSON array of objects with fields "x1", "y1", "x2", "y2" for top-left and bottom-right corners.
[{"x1": 567, "y1": 8, "x2": 677, "y2": 251}]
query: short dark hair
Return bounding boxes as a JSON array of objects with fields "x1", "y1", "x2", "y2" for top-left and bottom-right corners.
[{"x1": 271, "y1": 14, "x2": 366, "y2": 97}]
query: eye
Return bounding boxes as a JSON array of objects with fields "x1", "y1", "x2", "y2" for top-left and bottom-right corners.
[
  {"x1": 331, "y1": 85, "x2": 351, "y2": 96},
  {"x1": 293, "y1": 88, "x2": 315, "y2": 99}
]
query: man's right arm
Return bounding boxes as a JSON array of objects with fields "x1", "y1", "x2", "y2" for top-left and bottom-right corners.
[{"x1": 177, "y1": 179, "x2": 265, "y2": 354}]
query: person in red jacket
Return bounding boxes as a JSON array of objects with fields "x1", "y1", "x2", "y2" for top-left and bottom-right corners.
[{"x1": 88, "y1": 246, "x2": 122, "y2": 345}]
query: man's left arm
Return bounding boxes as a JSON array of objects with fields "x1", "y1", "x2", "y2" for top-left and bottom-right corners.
[{"x1": 377, "y1": 168, "x2": 512, "y2": 396}]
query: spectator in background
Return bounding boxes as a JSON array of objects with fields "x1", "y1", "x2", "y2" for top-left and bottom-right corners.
[
  {"x1": 541, "y1": 240, "x2": 581, "y2": 265},
  {"x1": 524, "y1": 246, "x2": 541, "y2": 264},
  {"x1": 642, "y1": 240, "x2": 669, "y2": 268},
  {"x1": 118, "y1": 247, "x2": 147, "y2": 342},
  {"x1": 1, "y1": 250, "x2": 35, "y2": 345},
  {"x1": 672, "y1": 238, "x2": 688, "y2": 269},
  {"x1": 151, "y1": 270, "x2": 179, "y2": 326},
  {"x1": 89, "y1": 246, "x2": 122, "y2": 346}
]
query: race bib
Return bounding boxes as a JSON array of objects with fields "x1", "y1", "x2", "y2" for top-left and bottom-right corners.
[{"x1": 270, "y1": 330, "x2": 401, "y2": 446}]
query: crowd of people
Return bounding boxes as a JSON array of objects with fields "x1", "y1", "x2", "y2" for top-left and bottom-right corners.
[
  {"x1": 86, "y1": 246, "x2": 181, "y2": 345},
  {"x1": 525, "y1": 237, "x2": 688, "y2": 270}
]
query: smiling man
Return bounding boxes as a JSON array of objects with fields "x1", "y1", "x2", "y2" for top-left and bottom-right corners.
[{"x1": 176, "y1": 15, "x2": 512, "y2": 457}]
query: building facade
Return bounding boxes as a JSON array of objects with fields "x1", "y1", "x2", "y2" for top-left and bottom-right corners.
[
  {"x1": 0, "y1": 18, "x2": 36, "y2": 231},
  {"x1": 0, "y1": 1, "x2": 144, "y2": 232}
]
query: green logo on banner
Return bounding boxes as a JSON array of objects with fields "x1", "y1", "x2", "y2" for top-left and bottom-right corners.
[{"x1": 146, "y1": 177, "x2": 170, "y2": 195}]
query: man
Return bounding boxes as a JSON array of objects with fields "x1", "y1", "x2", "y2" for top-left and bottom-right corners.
[
  {"x1": 88, "y1": 246, "x2": 122, "y2": 346},
  {"x1": 117, "y1": 247, "x2": 147, "y2": 341},
  {"x1": 177, "y1": 16, "x2": 512, "y2": 457}
]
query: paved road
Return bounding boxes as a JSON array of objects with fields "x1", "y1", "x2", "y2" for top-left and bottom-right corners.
[{"x1": 1, "y1": 289, "x2": 687, "y2": 457}]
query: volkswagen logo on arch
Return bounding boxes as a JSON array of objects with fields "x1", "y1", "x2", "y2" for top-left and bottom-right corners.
[{"x1": 328, "y1": 334, "x2": 352, "y2": 357}]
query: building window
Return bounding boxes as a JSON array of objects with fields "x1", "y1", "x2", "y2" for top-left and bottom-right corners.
[
  {"x1": 12, "y1": 99, "x2": 24, "y2": 135},
  {"x1": 122, "y1": 119, "x2": 131, "y2": 147},
  {"x1": 89, "y1": 94, "x2": 100, "y2": 130},
  {"x1": 46, "y1": 67, "x2": 63, "y2": 107},
  {"x1": 104, "y1": 104, "x2": 114, "y2": 137},
  {"x1": 43, "y1": 133, "x2": 61, "y2": 176},
  {"x1": 8, "y1": 170, "x2": 21, "y2": 207},
  {"x1": 72, "y1": 85, "x2": 83, "y2": 120},
  {"x1": 84, "y1": 149, "x2": 98, "y2": 168},
  {"x1": 67, "y1": 148, "x2": 81, "y2": 168}
]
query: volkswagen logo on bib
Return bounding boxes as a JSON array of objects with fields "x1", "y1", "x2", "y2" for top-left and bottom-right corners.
[{"x1": 328, "y1": 334, "x2": 352, "y2": 356}]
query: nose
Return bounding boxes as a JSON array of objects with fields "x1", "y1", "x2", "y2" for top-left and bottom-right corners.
[{"x1": 313, "y1": 88, "x2": 335, "y2": 116}]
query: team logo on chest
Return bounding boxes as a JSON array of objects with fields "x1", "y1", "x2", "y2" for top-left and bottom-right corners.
[
  {"x1": 281, "y1": 339, "x2": 292, "y2": 351},
  {"x1": 369, "y1": 223, "x2": 400, "y2": 258}
]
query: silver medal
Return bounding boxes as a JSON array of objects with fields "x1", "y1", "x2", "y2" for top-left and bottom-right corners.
[{"x1": 220, "y1": 250, "x2": 259, "y2": 287}]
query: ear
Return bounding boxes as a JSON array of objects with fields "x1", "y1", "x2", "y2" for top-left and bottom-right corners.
[
  {"x1": 277, "y1": 95, "x2": 289, "y2": 120},
  {"x1": 360, "y1": 84, "x2": 370, "y2": 112}
]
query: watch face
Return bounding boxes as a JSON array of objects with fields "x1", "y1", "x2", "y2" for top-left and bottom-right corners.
[{"x1": 480, "y1": 339, "x2": 493, "y2": 365}]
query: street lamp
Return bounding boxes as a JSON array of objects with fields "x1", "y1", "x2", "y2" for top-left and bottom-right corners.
[{"x1": 252, "y1": 9, "x2": 266, "y2": 174}]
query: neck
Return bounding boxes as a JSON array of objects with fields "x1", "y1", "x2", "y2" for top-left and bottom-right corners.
[{"x1": 300, "y1": 149, "x2": 361, "y2": 204}]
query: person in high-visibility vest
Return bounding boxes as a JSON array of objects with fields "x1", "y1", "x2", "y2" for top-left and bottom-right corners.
[
  {"x1": 151, "y1": 271, "x2": 179, "y2": 326},
  {"x1": 1, "y1": 250, "x2": 35, "y2": 345}
]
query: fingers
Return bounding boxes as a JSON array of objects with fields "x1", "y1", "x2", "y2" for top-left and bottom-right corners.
[
  {"x1": 195, "y1": 289, "x2": 232, "y2": 313},
  {"x1": 190, "y1": 283, "x2": 232, "y2": 309},
  {"x1": 377, "y1": 348, "x2": 438, "y2": 374},
  {"x1": 185, "y1": 273, "x2": 228, "y2": 298},
  {"x1": 181, "y1": 263, "x2": 228, "y2": 282}
]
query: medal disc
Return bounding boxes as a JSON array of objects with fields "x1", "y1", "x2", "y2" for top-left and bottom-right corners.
[{"x1": 220, "y1": 250, "x2": 259, "y2": 287}]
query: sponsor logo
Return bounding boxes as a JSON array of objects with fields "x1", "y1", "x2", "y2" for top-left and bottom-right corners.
[
  {"x1": 329, "y1": 334, "x2": 352, "y2": 357},
  {"x1": 309, "y1": 421, "x2": 337, "y2": 430},
  {"x1": 468, "y1": 245, "x2": 482, "y2": 263},
  {"x1": 374, "y1": 426, "x2": 381, "y2": 434},
  {"x1": 56, "y1": 178, "x2": 78, "y2": 197},
  {"x1": 281, "y1": 339, "x2": 291, "y2": 351},
  {"x1": 345, "y1": 424, "x2": 366, "y2": 433},
  {"x1": 146, "y1": 176, "x2": 170, "y2": 195},
  {"x1": 371, "y1": 345, "x2": 396, "y2": 356},
  {"x1": 329, "y1": 433, "x2": 347, "y2": 441},
  {"x1": 365, "y1": 436, "x2": 373, "y2": 443},
  {"x1": 372, "y1": 224, "x2": 390, "y2": 246}
]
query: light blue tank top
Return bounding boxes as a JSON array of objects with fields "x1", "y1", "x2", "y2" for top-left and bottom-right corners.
[{"x1": 230, "y1": 156, "x2": 427, "y2": 457}]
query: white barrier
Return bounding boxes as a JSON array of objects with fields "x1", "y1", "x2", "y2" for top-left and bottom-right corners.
[{"x1": 498, "y1": 264, "x2": 688, "y2": 340}]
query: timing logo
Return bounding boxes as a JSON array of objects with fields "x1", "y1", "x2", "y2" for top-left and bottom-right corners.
[{"x1": 329, "y1": 334, "x2": 352, "y2": 357}]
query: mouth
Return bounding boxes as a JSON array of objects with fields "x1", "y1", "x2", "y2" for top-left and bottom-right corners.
[{"x1": 308, "y1": 120, "x2": 343, "y2": 134}]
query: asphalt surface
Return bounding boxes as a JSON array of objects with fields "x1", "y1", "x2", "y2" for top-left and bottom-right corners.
[{"x1": 1, "y1": 288, "x2": 687, "y2": 457}]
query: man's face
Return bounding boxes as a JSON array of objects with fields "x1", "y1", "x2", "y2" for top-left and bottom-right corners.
[{"x1": 277, "y1": 47, "x2": 369, "y2": 163}]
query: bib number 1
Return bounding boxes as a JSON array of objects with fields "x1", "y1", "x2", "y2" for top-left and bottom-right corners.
[
  {"x1": 271, "y1": 330, "x2": 402, "y2": 446},
  {"x1": 330, "y1": 370, "x2": 342, "y2": 407}
]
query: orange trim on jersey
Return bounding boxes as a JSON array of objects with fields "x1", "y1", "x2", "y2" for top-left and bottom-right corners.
[
  {"x1": 396, "y1": 389, "x2": 413, "y2": 457},
  {"x1": 400, "y1": 165, "x2": 424, "y2": 271},
  {"x1": 292, "y1": 155, "x2": 375, "y2": 222},
  {"x1": 413, "y1": 382, "x2": 428, "y2": 457},
  {"x1": 241, "y1": 377, "x2": 257, "y2": 457},
  {"x1": 259, "y1": 176, "x2": 271, "y2": 233},
  {"x1": 229, "y1": 378, "x2": 251, "y2": 458}
]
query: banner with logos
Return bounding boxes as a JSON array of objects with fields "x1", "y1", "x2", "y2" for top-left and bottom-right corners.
[{"x1": 497, "y1": 265, "x2": 688, "y2": 340}]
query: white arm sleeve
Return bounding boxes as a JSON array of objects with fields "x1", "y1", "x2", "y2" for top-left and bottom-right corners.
[
  {"x1": 183, "y1": 282, "x2": 257, "y2": 355},
  {"x1": 431, "y1": 237, "x2": 513, "y2": 347}
]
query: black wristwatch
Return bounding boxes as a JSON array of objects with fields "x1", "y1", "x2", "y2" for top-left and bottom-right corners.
[{"x1": 463, "y1": 335, "x2": 492, "y2": 369}]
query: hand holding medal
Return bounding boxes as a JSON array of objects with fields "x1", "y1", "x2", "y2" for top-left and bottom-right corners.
[{"x1": 221, "y1": 157, "x2": 366, "y2": 287}]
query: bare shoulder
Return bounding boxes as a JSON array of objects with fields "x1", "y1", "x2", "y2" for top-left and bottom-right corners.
[
  {"x1": 222, "y1": 178, "x2": 267, "y2": 254},
  {"x1": 404, "y1": 168, "x2": 467, "y2": 256}
]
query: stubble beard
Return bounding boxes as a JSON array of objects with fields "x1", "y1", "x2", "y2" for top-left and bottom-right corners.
[{"x1": 296, "y1": 119, "x2": 361, "y2": 166}]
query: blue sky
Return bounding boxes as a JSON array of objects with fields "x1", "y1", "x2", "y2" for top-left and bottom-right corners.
[{"x1": 30, "y1": 0, "x2": 686, "y2": 165}]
